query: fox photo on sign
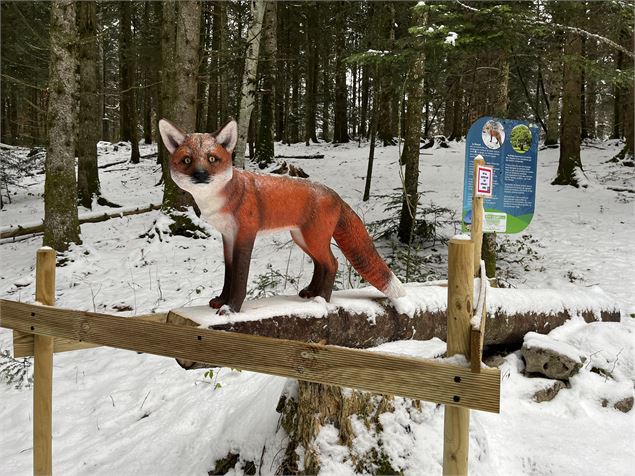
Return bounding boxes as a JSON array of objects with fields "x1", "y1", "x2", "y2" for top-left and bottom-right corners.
[{"x1": 462, "y1": 117, "x2": 539, "y2": 234}]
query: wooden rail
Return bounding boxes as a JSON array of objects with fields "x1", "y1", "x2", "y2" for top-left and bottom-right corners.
[
  {"x1": 0, "y1": 245, "x2": 500, "y2": 475},
  {"x1": 0, "y1": 299, "x2": 500, "y2": 413}
]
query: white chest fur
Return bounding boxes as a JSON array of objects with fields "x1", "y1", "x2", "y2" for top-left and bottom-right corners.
[{"x1": 206, "y1": 211, "x2": 237, "y2": 240}]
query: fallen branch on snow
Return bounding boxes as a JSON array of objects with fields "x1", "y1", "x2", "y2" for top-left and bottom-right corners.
[{"x1": 0, "y1": 203, "x2": 161, "y2": 240}]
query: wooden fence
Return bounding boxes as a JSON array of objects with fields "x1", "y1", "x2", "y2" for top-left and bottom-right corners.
[{"x1": 0, "y1": 162, "x2": 498, "y2": 476}]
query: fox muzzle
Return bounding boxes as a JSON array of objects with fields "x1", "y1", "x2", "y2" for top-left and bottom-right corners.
[{"x1": 191, "y1": 168, "x2": 210, "y2": 184}]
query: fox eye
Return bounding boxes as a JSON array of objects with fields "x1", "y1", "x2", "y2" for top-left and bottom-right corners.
[
  {"x1": 208, "y1": 155, "x2": 217, "y2": 163},
  {"x1": 183, "y1": 157, "x2": 191, "y2": 165}
]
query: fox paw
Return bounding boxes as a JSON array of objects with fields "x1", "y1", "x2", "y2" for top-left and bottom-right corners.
[
  {"x1": 299, "y1": 288, "x2": 318, "y2": 299},
  {"x1": 209, "y1": 296, "x2": 227, "y2": 309}
]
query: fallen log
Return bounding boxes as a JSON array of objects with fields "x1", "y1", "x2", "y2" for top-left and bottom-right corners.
[
  {"x1": 0, "y1": 203, "x2": 161, "y2": 239},
  {"x1": 167, "y1": 284, "x2": 620, "y2": 369},
  {"x1": 274, "y1": 154, "x2": 324, "y2": 159}
]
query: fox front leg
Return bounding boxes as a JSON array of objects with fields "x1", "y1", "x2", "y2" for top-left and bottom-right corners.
[
  {"x1": 218, "y1": 234, "x2": 255, "y2": 314},
  {"x1": 209, "y1": 235, "x2": 233, "y2": 309}
]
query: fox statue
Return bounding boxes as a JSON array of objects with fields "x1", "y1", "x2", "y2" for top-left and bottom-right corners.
[{"x1": 159, "y1": 118, "x2": 406, "y2": 313}]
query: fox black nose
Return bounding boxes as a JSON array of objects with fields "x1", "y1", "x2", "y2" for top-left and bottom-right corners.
[{"x1": 192, "y1": 168, "x2": 209, "y2": 184}]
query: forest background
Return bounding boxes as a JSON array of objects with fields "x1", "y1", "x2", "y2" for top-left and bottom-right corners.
[{"x1": 0, "y1": 0, "x2": 633, "y2": 256}]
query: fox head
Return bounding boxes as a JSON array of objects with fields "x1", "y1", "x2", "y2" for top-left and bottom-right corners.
[{"x1": 158, "y1": 118, "x2": 237, "y2": 193}]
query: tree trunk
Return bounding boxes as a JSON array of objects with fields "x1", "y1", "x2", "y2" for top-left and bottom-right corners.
[
  {"x1": 363, "y1": 81, "x2": 378, "y2": 202},
  {"x1": 168, "y1": 287, "x2": 620, "y2": 364},
  {"x1": 320, "y1": 21, "x2": 331, "y2": 142},
  {"x1": 624, "y1": 79, "x2": 634, "y2": 160},
  {"x1": 377, "y1": 3, "x2": 396, "y2": 145},
  {"x1": 360, "y1": 65, "x2": 370, "y2": 139},
  {"x1": 142, "y1": 2, "x2": 153, "y2": 144},
  {"x1": 613, "y1": 26, "x2": 634, "y2": 161},
  {"x1": 77, "y1": 1, "x2": 101, "y2": 210},
  {"x1": 206, "y1": 1, "x2": 221, "y2": 132},
  {"x1": 303, "y1": 3, "x2": 319, "y2": 146},
  {"x1": 580, "y1": 37, "x2": 588, "y2": 140},
  {"x1": 553, "y1": 10, "x2": 584, "y2": 187},
  {"x1": 333, "y1": 2, "x2": 349, "y2": 143},
  {"x1": 397, "y1": 6, "x2": 427, "y2": 244},
  {"x1": 235, "y1": 0, "x2": 267, "y2": 167},
  {"x1": 119, "y1": 0, "x2": 140, "y2": 164},
  {"x1": 494, "y1": 50, "x2": 510, "y2": 117},
  {"x1": 290, "y1": 55, "x2": 300, "y2": 143},
  {"x1": 611, "y1": 43, "x2": 624, "y2": 139},
  {"x1": 195, "y1": 3, "x2": 210, "y2": 132},
  {"x1": 481, "y1": 48, "x2": 510, "y2": 280},
  {"x1": 158, "y1": 0, "x2": 200, "y2": 227},
  {"x1": 218, "y1": 2, "x2": 228, "y2": 123},
  {"x1": 43, "y1": 0, "x2": 81, "y2": 251},
  {"x1": 585, "y1": 57, "x2": 597, "y2": 140},
  {"x1": 100, "y1": 22, "x2": 109, "y2": 142},
  {"x1": 173, "y1": 1, "x2": 200, "y2": 131},
  {"x1": 254, "y1": 0, "x2": 276, "y2": 168},
  {"x1": 273, "y1": 2, "x2": 285, "y2": 142}
]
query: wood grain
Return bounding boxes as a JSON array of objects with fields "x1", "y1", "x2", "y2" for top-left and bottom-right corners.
[
  {"x1": 444, "y1": 238, "x2": 474, "y2": 476},
  {"x1": 446, "y1": 239, "x2": 474, "y2": 357},
  {"x1": 0, "y1": 299, "x2": 500, "y2": 413},
  {"x1": 12, "y1": 312, "x2": 166, "y2": 358},
  {"x1": 34, "y1": 247, "x2": 55, "y2": 476}
]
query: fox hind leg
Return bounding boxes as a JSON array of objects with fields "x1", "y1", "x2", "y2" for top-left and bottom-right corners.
[
  {"x1": 295, "y1": 224, "x2": 338, "y2": 302},
  {"x1": 290, "y1": 229, "x2": 324, "y2": 299}
]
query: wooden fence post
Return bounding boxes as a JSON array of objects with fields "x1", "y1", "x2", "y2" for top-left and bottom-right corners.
[
  {"x1": 443, "y1": 237, "x2": 474, "y2": 476},
  {"x1": 471, "y1": 155, "x2": 485, "y2": 277},
  {"x1": 33, "y1": 247, "x2": 55, "y2": 476}
]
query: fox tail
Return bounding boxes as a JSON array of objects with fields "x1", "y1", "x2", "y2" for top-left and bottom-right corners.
[{"x1": 333, "y1": 203, "x2": 406, "y2": 299}]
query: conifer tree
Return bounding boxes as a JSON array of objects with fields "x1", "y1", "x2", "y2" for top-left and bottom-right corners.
[{"x1": 43, "y1": 0, "x2": 81, "y2": 251}]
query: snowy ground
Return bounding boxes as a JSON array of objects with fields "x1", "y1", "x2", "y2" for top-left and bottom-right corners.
[{"x1": 0, "y1": 138, "x2": 633, "y2": 475}]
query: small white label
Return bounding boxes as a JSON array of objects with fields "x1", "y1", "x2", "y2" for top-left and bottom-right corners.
[{"x1": 484, "y1": 212, "x2": 507, "y2": 232}]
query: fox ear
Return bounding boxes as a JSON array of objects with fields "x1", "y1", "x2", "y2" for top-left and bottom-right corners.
[
  {"x1": 159, "y1": 119, "x2": 186, "y2": 154},
  {"x1": 215, "y1": 119, "x2": 238, "y2": 153}
]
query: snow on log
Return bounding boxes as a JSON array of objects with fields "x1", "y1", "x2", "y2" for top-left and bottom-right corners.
[{"x1": 167, "y1": 284, "x2": 620, "y2": 368}]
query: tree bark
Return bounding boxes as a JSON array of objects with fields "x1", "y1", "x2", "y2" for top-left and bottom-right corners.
[
  {"x1": 43, "y1": 0, "x2": 81, "y2": 251},
  {"x1": 273, "y1": 2, "x2": 286, "y2": 142},
  {"x1": 206, "y1": 1, "x2": 221, "y2": 132},
  {"x1": 580, "y1": 37, "x2": 588, "y2": 140},
  {"x1": 320, "y1": 7, "x2": 331, "y2": 143},
  {"x1": 333, "y1": 1, "x2": 349, "y2": 143},
  {"x1": 303, "y1": 3, "x2": 319, "y2": 146},
  {"x1": 290, "y1": 50, "x2": 300, "y2": 143},
  {"x1": 585, "y1": 36, "x2": 597, "y2": 141},
  {"x1": 553, "y1": 6, "x2": 584, "y2": 187},
  {"x1": 195, "y1": 2, "x2": 210, "y2": 132},
  {"x1": 360, "y1": 65, "x2": 370, "y2": 139},
  {"x1": 611, "y1": 38, "x2": 624, "y2": 139},
  {"x1": 77, "y1": 1, "x2": 101, "y2": 210},
  {"x1": 254, "y1": 0, "x2": 276, "y2": 168},
  {"x1": 377, "y1": 3, "x2": 396, "y2": 145},
  {"x1": 141, "y1": 2, "x2": 153, "y2": 144},
  {"x1": 167, "y1": 288, "x2": 620, "y2": 365},
  {"x1": 119, "y1": 1, "x2": 140, "y2": 164},
  {"x1": 158, "y1": 0, "x2": 200, "y2": 225},
  {"x1": 235, "y1": 0, "x2": 267, "y2": 167},
  {"x1": 397, "y1": 6, "x2": 427, "y2": 244},
  {"x1": 363, "y1": 82, "x2": 378, "y2": 202}
]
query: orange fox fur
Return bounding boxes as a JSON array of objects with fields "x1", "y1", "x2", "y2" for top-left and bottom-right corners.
[
  {"x1": 159, "y1": 119, "x2": 405, "y2": 313},
  {"x1": 484, "y1": 122, "x2": 502, "y2": 146}
]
